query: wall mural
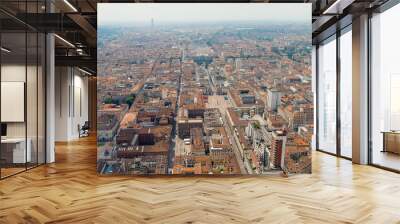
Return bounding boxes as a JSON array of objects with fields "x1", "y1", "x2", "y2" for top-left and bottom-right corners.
[{"x1": 97, "y1": 3, "x2": 313, "y2": 175}]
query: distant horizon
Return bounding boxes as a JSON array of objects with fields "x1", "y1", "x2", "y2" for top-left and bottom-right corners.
[
  {"x1": 99, "y1": 20, "x2": 311, "y2": 27},
  {"x1": 98, "y1": 3, "x2": 311, "y2": 26}
]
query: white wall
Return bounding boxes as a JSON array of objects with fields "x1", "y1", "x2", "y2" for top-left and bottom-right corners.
[
  {"x1": 55, "y1": 67, "x2": 89, "y2": 141},
  {"x1": 55, "y1": 67, "x2": 69, "y2": 141},
  {"x1": 1, "y1": 65, "x2": 42, "y2": 138},
  {"x1": 1, "y1": 65, "x2": 26, "y2": 138},
  {"x1": 1, "y1": 63, "x2": 46, "y2": 164},
  {"x1": 71, "y1": 70, "x2": 89, "y2": 136}
]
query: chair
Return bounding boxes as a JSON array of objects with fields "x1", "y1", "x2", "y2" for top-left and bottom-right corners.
[{"x1": 79, "y1": 121, "x2": 90, "y2": 138}]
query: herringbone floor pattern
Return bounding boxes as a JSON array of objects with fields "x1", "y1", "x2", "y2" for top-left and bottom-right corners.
[{"x1": 1, "y1": 136, "x2": 400, "y2": 224}]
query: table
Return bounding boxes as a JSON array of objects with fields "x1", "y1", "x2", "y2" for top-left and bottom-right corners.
[
  {"x1": 1, "y1": 138, "x2": 31, "y2": 164},
  {"x1": 382, "y1": 131, "x2": 400, "y2": 154}
]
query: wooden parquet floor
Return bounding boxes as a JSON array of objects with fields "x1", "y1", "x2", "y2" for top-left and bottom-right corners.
[{"x1": 1, "y1": 135, "x2": 400, "y2": 224}]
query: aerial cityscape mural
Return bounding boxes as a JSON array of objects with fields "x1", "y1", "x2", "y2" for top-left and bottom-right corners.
[{"x1": 97, "y1": 3, "x2": 313, "y2": 175}]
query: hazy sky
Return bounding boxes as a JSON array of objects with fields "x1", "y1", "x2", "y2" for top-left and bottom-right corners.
[{"x1": 98, "y1": 3, "x2": 311, "y2": 25}]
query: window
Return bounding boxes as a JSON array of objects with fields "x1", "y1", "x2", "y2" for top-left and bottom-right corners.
[
  {"x1": 339, "y1": 28, "x2": 352, "y2": 158},
  {"x1": 0, "y1": 2, "x2": 46, "y2": 179},
  {"x1": 312, "y1": 46, "x2": 317, "y2": 150},
  {"x1": 370, "y1": 3, "x2": 400, "y2": 171},
  {"x1": 317, "y1": 36, "x2": 337, "y2": 154}
]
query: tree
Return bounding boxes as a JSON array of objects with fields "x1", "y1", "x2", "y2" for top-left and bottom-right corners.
[
  {"x1": 103, "y1": 97, "x2": 120, "y2": 105},
  {"x1": 104, "y1": 97, "x2": 113, "y2": 104},
  {"x1": 125, "y1": 94, "x2": 135, "y2": 107}
]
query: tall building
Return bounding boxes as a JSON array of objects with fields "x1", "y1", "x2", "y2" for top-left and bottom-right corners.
[
  {"x1": 270, "y1": 130, "x2": 287, "y2": 169},
  {"x1": 267, "y1": 88, "x2": 282, "y2": 111}
]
